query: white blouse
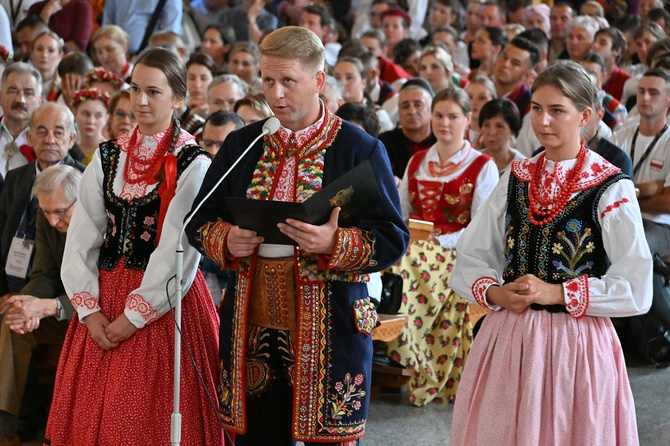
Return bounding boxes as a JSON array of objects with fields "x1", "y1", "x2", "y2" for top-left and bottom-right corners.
[
  {"x1": 61, "y1": 128, "x2": 211, "y2": 328},
  {"x1": 399, "y1": 141, "x2": 499, "y2": 248},
  {"x1": 449, "y1": 150, "x2": 653, "y2": 318}
]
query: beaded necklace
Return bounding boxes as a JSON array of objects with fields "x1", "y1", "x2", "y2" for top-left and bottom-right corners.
[
  {"x1": 528, "y1": 145, "x2": 587, "y2": 226},
  {"x1": 124, "y1": 126, "x2": 172, "y2": 184}
]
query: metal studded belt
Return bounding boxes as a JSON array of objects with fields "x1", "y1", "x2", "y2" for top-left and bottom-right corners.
[{"x1": 248, "y1": 257, "x2": 297, "y2": 331}]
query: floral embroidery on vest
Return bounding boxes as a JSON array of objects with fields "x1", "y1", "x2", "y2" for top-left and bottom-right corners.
[{"x1": 551, "y1": 219, "x2": 595, "y2": 279}]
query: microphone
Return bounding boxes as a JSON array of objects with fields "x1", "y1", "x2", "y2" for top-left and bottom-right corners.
[
  {"x1": 171, "y1": 116, "x2": 280, "y2": 446},
  {"x1": 262, "y1": 116, "x2": 281, "y2": 136}
]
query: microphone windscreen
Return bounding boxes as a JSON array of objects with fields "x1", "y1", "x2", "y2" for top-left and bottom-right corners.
[{"x1": 262, "y1": 117, "x2": 281, "y2": 135}]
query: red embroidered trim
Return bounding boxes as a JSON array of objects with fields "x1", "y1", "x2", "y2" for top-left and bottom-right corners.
[
  {"x1": 600, "y1": 197, "x2": 631, "y2": 219},
  {"x1": 198, "y1": 219, "x2": 232, "y2": 266},
  {"x1": 127, "y1": 293, "x2": 161, "y2": 323},
  {"x1": 564, "y1": 275, "x2": 589, "y2": 319},
  {"x1": 472, "y1": 276, "x2": 498, "y2": 309},
  {"x1": 71, "y1": 291, "x2": 99, "y2": 310}
]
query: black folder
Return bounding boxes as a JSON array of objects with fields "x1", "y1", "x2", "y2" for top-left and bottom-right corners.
[{"x1": 225, "y1": 160, "x2": 382, "y2": 245}]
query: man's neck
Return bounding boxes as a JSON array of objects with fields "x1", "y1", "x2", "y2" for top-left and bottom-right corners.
[
  {"x1": 495, "y1": 79, "x2": 520, "y2": 98},
  {"x1": 640, "y1": 114, "x2": 668, "y2": 136},
  {"x1": 605, "y1": 59, "x2": 616, "y2": 78},
  {"x1": 1, "y1": 117, "x2": 28, "y2": 140},
  {"x1": 402, "y1": 126, "x2": 431, "y2": 144}
]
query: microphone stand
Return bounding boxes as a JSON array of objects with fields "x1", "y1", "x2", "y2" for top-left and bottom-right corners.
[{"x1": 171, "y1": 118, "x2": 280, "y2": 445}]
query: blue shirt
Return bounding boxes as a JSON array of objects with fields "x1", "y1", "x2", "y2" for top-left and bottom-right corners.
[{"x1": 102, "y1": 0, "x2": 183, "y2": 55}]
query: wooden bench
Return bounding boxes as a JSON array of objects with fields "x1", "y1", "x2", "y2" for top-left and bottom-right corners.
[{"x1": 370, "y1": 314, "x2": 416, "y2": 398}]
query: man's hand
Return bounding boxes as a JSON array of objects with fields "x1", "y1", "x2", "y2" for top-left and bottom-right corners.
[
  {"x1": 278, "y1": 207, "x2": 340, "y2": 254},
  {"x1": 4, "y1": 295, "x2": 56, "y2": 334},
  {"x1": 84, "y1": 312, "x2": 119, "y2": 350},
  {"x1": 0, "y1": 293, "x2": 18, "y2": 314},
  {"x1": 227, "y1": 226, "x2": 264, "y2": 258},
  {"x1": 105, "y1": 313, "x2": 139, "y2": 344}
]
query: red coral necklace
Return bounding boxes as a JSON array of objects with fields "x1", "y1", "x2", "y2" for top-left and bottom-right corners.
[{"x1": 528, "y1": 145, "x2": 587, "y2": 226}]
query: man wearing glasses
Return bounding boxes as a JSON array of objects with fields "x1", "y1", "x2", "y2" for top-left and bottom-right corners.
[
  {"x1": 199, "y1": 109, "x2": 244, "y2": 157},
  {"x1": 0, "y1": 164, "x2": 83, "y2": 444}
]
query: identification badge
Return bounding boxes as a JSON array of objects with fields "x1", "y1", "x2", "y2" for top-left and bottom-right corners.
[{"x1": 5, "y1": 236, "x2": 35, "y2": 279}]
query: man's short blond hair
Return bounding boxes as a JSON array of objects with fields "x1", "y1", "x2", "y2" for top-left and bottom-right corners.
[{"x1": 259, "y1": 26, "x2": 325, "y2": 73}]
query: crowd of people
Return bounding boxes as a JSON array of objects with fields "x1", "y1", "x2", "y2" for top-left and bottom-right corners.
[{"x1": 0, "y1": 0, "x2": 666, "y2": 445}]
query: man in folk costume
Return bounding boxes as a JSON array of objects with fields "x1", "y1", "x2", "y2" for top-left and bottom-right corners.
[{"x1": 186, "y1": 26, "x2": 408, "y2": 445}]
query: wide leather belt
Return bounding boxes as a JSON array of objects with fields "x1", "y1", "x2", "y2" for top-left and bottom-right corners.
[{"x1": 248, "y1": 257, "x2": 296, "y2": 331}]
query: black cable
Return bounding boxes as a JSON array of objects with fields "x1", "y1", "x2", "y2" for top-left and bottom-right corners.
[{"x1": 165, "y1": 274, "x2": 235, "y2": 445}]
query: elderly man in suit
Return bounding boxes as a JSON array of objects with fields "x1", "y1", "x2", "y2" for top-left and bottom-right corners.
[
  {"x1": 0, "y1": 103, "x2": 85, "y2": 309},
  {"x1": 0, "y1": 165, "x2": 82, "y2": 445}
]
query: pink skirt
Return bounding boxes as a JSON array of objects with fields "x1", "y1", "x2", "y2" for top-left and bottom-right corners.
[
  {"x1": 449, "y1": 309, "x2": 638, "y2": 446},
  {"x1": 45, "y1": 262, "x2": 223, "y2": 445}
]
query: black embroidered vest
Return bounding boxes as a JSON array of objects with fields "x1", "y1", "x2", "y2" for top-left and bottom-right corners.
[
  {"x1": 98, "y1": 141, "x2": 208, "y2": 271},
  {"x1": 502, "y1": 172, "x2": 627, "y2": 285}
]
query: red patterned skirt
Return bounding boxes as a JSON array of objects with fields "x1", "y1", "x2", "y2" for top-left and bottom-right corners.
[{"x1": 44, "y1": 261, "x2": 222, "y2": 445}]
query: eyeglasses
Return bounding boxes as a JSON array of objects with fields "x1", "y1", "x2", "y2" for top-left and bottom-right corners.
[
  {"x1": 199, "y1": 139, "x2": 225, "y2": 150},
  {"x1": 113, "y1": 110, "x2": 136, "y2": 121},
  {"x1": 42, "y1": 200, "x2": 76, "y2": 217}
]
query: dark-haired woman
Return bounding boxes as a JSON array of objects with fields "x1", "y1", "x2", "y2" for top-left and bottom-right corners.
[
  {"x1": 449, "y1": 60, "x2": 652, "y2": 445},
  {"x1": 469, "y1": 26, "x2": 507, "y2": 80},
  {"x1": 181, "y1": 52, "x2": 217, "y2": 135},
  {"x1": 45, "y1": 47, "x2": 222, "y2": 445},
  {"x1": 479, "y1": 98, "x2": 526, "y2": 175}
]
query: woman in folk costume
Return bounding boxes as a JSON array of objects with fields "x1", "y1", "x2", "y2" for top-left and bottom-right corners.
[
  {"x1": 449, "y1": 60, "x2": 652, "y2": 445},
  {"x1": 45, "y1": 47, "x2": 222, "y2": 445},
  {"x1": 385, "y1": 86, "x2": 499, "y2": 406}
]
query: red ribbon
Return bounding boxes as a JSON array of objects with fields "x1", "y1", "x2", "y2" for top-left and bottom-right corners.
[
  {"x1": 19, "y1": 145, "x2": 36, "y2": 163},
  {"x1": 153, "y1": 153, "x2": 177, "y2": 243}
]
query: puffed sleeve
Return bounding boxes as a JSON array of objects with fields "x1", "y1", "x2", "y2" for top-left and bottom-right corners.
[
  {"x1": 124, "y1": 155, "x2": 211, "y2": 328},
  {"x1": 61, "y1": 151, "x2": 107, "y2": 321},
  {"x1": 449, "y1": 171, "x2": 510, "y2": 308},
  {"x1": 561, "y1": 178, "x2": 652, "y2": 318}
]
